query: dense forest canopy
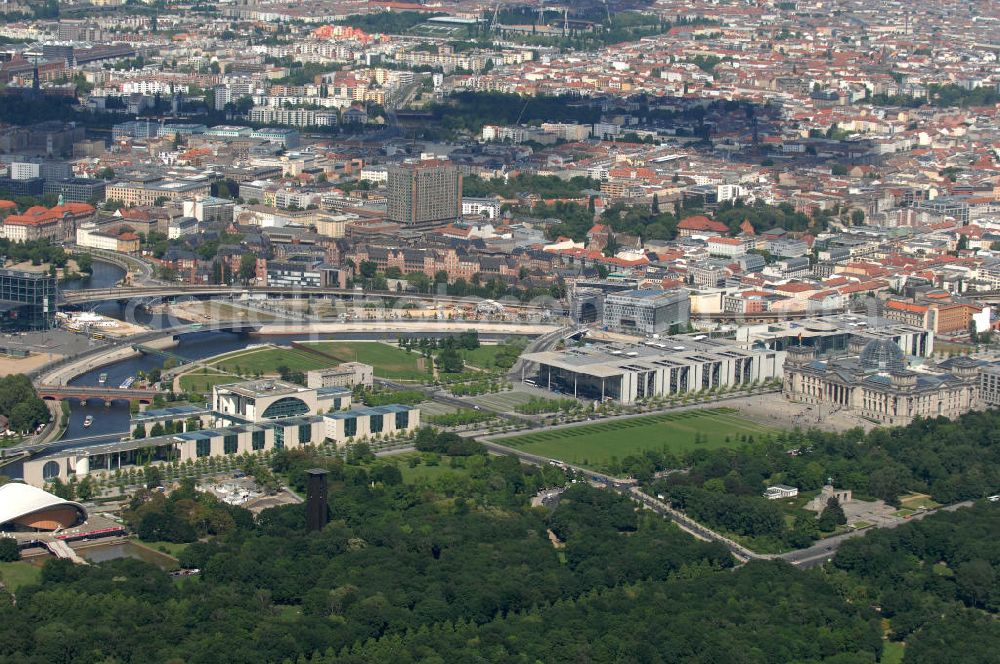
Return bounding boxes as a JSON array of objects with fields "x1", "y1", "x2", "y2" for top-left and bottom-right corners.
[
  {"x1": 4, "y1": 409, "x2": 1000, "y2": 662},
  {"x1": 0, "y1": 404, "x2": 1000, "y2": 664},
  {"x1": 628, "y1": 409, "x2": 1000, "y2": 551},
  {"x1": 0, "y1": 454, "x2": 742, "y2": 663}
]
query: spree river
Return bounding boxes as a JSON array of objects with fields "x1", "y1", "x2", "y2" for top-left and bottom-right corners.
[
  {"x1": 41, "y1": 259, "x2": 505, "y2": 465},
  {"x1": 57, "y1": 261, "x2": 324, "y2": 450}
]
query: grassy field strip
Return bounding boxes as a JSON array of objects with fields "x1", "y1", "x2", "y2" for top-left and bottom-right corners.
[
  {"x1": 178, "y1": 371, "x2": 241, "y2": 393},
  {"x1": 299, "y1": 341, "x2": 426, "y2": 380},
  {"x1": 203, "y1": 345, "x2": 277, "y2": 367},
  {"x1": 0, "y1": 561, "x2": 41, "y2": 592},
  {"x1": 497, "y1": 408, "x2": 775, "y2": 469},
  {"x1": 215, "y1": 348, "x2": 336, "y2": 374},
  {"x1": 705, "y1": 411, "x2": 776, "y2": 435}
]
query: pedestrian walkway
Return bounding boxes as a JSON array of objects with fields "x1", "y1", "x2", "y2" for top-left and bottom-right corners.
[{"x1": 47, "y1": 539, "x2": 88, "y2": 565}]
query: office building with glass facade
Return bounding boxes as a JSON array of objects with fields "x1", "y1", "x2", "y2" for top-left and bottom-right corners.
[
  {"x1": 323, "y1": 404, "x2": 419, "y2": 441},
  {"x1": 0, "y1": 269, "x2": 55, "y2": 331}
]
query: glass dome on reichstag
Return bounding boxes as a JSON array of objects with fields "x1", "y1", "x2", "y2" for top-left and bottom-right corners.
[{"x1": 859, "y1": 339, "x2": 906, "y2": 373}]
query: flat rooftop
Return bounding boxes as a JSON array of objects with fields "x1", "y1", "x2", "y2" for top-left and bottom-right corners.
[
  {"x1": 215, "y1": 379, "x2": 309, "y2": 398},
  {"x1": 325, "y1": 404, "x2": 414, "y2": 419},
  {"x1": 132, "y1": 404, "x2": 210, "y2": 423},
  {"x1": 606, "y1": 287, "x2": 687, "y2": 303},
  {"x1": 523, "y1": 336, "x2": 766, "y2": 378},
  {"x1": 738, "y1": 314, "x2": 927, "y2": 344}
]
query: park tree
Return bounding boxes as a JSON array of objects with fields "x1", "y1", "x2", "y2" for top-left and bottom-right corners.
[
  {"x1": 75, "y1": 476, "x2": 96, "y2": 501},
  {"x1": 9, "y1": 399, "x2": 48, "y2": 433},
  {"x1": 144, "y1": 466, "x2": 163, "y2": 489},
  {"x1": 405, "y1": 272, "x2": 432, "y2": 293},
  {"x1": 955, "y1": 559, "x2": 996, "y2": 609},
  {"x1": 818, "y1": 496, "x2": 847, "y2": 532},
  {"x1": 435, "y1": 348, "x2": 464, "y2": 374},
  {"x1": 370, "y1": 464, "x2": 403, "y2": 486},
  {"x1": 0, "y1": 537, "x2": 19, "y2": 562},
  {"x1": 46, "y1": 477, "x2": 74, "y2": 500}
]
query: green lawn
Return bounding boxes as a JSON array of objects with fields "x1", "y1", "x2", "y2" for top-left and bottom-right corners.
[
  {"x1": 300, "y1": 342, "x2": 427, "y2": 380},
  {"x1": 212, "y1": 347, "x2": 337, "y2": 374},
  {"x1": 274, "y1": 605, "x2": 303, "y2": 622},
  {"x1": 178, "y1": 371, "x2": 238, "y2": 393},
  {"x1": 0, "y1": 561, "x2": 41, "y2": 592},
  {"x1": 459, "y1": 345, "x2": 507, "y2": 369},
  {"x1": 375, "y1": 453, "x2": 472, "y2": 485},
  {"x1": 899, "y1": 493, "x2": 940, "y2": 510},
  {"x1": 500, "y1": 408, "x2": 775, "y2": 468},
  {"x1": 882, "y1": 641, "x2": 905, "y2": 664}
]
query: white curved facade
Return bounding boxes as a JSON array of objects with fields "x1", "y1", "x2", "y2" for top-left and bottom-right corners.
[{"x1": 0, "y1": 483, "x2": 87, "y2": 531}]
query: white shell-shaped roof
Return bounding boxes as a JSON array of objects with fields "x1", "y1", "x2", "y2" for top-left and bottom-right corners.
[{"x1": 0, "y1": 482, "x2": 87, "y2": 527}]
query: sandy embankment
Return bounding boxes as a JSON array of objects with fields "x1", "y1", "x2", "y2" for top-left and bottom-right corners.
[{"x1": 0, "y1": 352, "x2": 64, "y2": 377}]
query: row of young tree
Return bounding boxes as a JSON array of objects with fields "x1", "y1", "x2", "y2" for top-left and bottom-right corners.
[{"x1": 355, "y1": 265, "x2": 563, "y2": 302}]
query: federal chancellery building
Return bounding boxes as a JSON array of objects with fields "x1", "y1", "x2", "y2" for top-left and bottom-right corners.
[{"x1": 22, "y1": 379, "x2": 420, "y2": 487}]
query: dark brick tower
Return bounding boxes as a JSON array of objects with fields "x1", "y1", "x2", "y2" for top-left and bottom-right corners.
[{"x1": 305, "y1": 468, "x2": 329, "y2": 532}]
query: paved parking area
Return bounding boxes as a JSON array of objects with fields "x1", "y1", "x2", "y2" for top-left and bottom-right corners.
[
  {"x1": 841, "y1": 498, "x2": 899, "y2": 527},
  {"x1": 1, "y1": 328, "x2": 102, "y2": 356},
  {"x1": 0, "y1": 328, "x2": 110, "y2": 376},
  {"x1": 244, "y1": 490, "x2": 301, "y2": 514}
]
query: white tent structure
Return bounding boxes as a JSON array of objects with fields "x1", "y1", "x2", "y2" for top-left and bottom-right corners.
[{"x1": 0, "y1": 483, "x2": 87, "y2": 532}]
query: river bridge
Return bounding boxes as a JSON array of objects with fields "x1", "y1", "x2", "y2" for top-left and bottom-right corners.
[
  {"x1": 60, "y1": 285, "x2": 555, "y2": 310},
  {"x1": 36, "y1": 384, "x2": 160, "y2": 404}
]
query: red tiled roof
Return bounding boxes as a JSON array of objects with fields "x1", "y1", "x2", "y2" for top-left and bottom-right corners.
[
  {"x1": 678, "y1": 215, "x2": 729, "y2": 232},
  {"x1": 886, "y1": 300, "x2": 929, "y2": 314}
]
